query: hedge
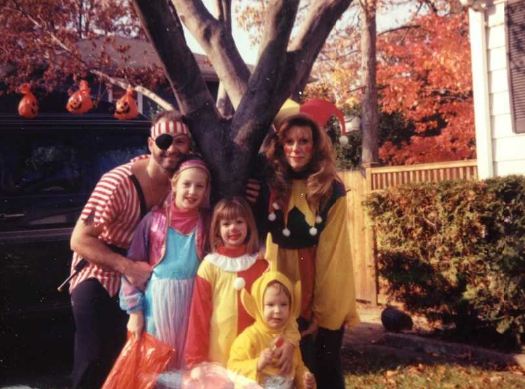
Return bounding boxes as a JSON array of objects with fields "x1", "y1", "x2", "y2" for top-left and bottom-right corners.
[{"x1": 365, "y1": 175, "x2": 525, "y2": 347}]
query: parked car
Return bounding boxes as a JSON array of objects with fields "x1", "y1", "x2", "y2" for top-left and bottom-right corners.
[{"x1": 0, "y1": 110, "x2": 150, "y2": 379}]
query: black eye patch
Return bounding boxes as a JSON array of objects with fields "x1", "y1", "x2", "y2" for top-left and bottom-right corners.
[{"x1": 155, "y1": 133, "x2": 174, "y2": 150}]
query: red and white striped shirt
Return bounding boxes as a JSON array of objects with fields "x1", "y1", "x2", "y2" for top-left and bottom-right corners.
[{"x1": 69, "y1": 155, "x2": 150, "y2": 297}]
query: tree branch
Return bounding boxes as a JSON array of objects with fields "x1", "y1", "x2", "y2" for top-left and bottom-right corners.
[
  {"x1": 230, "y1": 0, "x2": 353, "y2": 160},
  {"x1": 91, "y1": 70, "x2": 174, "y2": 110},
  {"x1": 172, "y1": 0, "x2": 250, "y2": 109},
  {"x1": 379, "y1": 24, "x2": 420, "y2": 36},
  {"x1": 5, "y1": 2, "x2": 173, "y2": 110},
  {"x1": 229, "y1": 0, "x2": 300, "y2": 156},
  {"x1": 132, "y1": 0, "x2": 216, "y2": 116},
  {"x1": 211, "y1": 0, "x2": 233, "y2": 116}
]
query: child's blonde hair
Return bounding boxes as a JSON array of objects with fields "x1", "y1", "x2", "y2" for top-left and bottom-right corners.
[
  {"x1": 170, "y1": 157, "x2": 211, "y2": 208},
  {"x1": 210, "y1": 197, "x2": 258, "y2": 253}
]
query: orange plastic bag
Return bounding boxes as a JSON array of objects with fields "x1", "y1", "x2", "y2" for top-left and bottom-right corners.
[
  {"x1": 18, "y1": 83, "x2": 39, "y2": 119},
  {"x1": 67, "y1": 80, "x2": 94, "y2": 114},
  {"x1": 115, "y1": 87, "x2": 139, "y2": 120},
  {"x1": 102, "y1": 332, "x2": 174, "y2": 389}
]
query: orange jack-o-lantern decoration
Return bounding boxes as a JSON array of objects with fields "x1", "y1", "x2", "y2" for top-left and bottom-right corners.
[
  {"x1": 114, "y1": 87, "x2": 138, "y2": 120},
  {"x1": 66, "y1": 80, "x2": 94, "y2": 114},
  {"x1": 18, "y1": 83, "x2": 39, "y2": 119}
]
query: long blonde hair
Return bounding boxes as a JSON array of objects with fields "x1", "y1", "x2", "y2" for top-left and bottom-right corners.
[
  {"x1": 265, "y1": 114, "x2": 339, "y2": 212},
  {"x1": 210, "y1": 197, "x2": 259, "y2": 254}
]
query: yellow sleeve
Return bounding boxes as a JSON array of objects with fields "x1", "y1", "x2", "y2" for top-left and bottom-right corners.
[
  {"x1": 282, "y1": 319, "x2": 300, "y2": 347},
  {"x1": 227, "y1": 330, "x2": 261, "y2": 384},
  {"x1": 313, "y1": 196, "x2": 360, "y2": 330},
  {"x1": 293, "y1": 349, "x2": 316, "y2": 389}
]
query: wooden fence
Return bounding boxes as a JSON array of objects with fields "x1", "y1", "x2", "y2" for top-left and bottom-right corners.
[{"x1": 338, "y1": 159, "x2": 478, "y2": 305}]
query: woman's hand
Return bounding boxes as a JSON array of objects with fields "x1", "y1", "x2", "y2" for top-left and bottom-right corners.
[
  {"x1": 300, "y1": 319, "x2": 318, "y2": 338},
  {"x1": 127, "y1": 311, "x2": 144, "y2": 339},
  {"x1": 257, "y1": 348, "x2": 273, "y2": 372},
  {"x1": 273, "y1": 340, "x2": 295, "y2": 375}
]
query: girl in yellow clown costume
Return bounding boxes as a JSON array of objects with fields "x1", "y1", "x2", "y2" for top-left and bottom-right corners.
[
  {"x1": 185, "y1": 197, "x2": 299, "y2": 370},
  {"x1": 228, "y1": 271, "x2": 316, "y2": 389},
  {"x1": 259, "y1": 100, "x2": 360, "y2": 389}
]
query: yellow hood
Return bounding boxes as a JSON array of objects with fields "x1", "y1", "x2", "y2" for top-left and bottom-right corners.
[{"x1": 240, "y1": 271, "x2": 301, "y2": 334}]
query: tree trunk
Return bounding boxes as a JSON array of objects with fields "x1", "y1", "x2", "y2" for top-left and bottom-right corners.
[
  {"x1": 360, "y1": 0, "x2": 379, "y2": 165},
  {"x1": 133, "y1": 0, "x2": 353, "y2": 197}
]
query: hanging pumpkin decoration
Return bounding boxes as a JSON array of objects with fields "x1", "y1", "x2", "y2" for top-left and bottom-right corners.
[
  {"x1": 114, "y1": 87, "x2": 138, "y2": 120},
  {"x1": 67, "y1": 80, "x2": 94, "y2": 114},
  {"x1": 18, "y1": 83, "x2": 39, "y2": 119}
]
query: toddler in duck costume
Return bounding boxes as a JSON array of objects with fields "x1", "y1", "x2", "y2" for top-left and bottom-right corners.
[{"x1": 228, "y1": 271, "x2": 316, "y2": 389}]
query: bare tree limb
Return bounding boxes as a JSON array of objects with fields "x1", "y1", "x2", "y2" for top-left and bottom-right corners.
[
  {"x1": 132, "y1": 0, "x2": 216, "y2": 115},
  {"x1": 231, "y1": 0, "x2": 300, "y2": 154},
  {"x1": 172, "y1": 0, "x2": 250, "y2": 108},
  {"x1": 379, "y1": 24, "x2": 420, "y2": 36},
  {"x1": 211, "y1": 0, "x2": 233, "y2": 116},
  {"x1": 91, "y1": 70, "x2": 174, "y2": 110}
]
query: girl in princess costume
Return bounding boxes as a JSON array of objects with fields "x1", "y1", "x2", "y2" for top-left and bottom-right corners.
[{"x1": 119, "y1": 157, "x2": 211, "y2": 370}]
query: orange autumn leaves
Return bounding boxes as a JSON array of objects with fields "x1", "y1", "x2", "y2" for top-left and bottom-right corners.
[{"x1": 378, "y1": 12, "x2": 475, "y2": 165}]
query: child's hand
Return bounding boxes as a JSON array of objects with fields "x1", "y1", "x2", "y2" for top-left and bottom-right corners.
[
  {"x1": 303, "y1": 372, "x2": 315, "y2": 389},
  {"x1": 127, "y1": 311, "x2": 144, "y2": 339},
  {"x1": 273, "y1": 340, "x2": 294, "y2": 375},
  {"x1": 257, "y1": 348, "x2": 273, "y2": 372}
]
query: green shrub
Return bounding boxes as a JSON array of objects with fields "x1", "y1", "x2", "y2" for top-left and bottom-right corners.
[{"x1": 365, "y1": 175, "x2": 525, "y2": 347}]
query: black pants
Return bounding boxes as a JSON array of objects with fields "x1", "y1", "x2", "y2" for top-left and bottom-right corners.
[
  {"x1": 298, "y1": 317, "x2": 346, "y2": 389},
  {"x1": 71, "y1": 279, "x2": 127, "y2": 389}
]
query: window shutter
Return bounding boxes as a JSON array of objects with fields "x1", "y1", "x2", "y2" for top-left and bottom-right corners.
[{"x1": 507, "y1": 1, "x2": 525, "y2": 133}]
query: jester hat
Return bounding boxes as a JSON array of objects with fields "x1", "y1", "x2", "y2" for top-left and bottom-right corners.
[{"x1": 273, "y1": 98, "x2": 349, "y2": 145}]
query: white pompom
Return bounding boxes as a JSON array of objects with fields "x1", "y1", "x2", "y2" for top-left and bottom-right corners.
[
  {"x1": 272, "y1": 202, "x2": 280, "y2": 210},
  {"x1": 339, "y1": 135, "x2": 349, "y2": 146},
  {"x1": 315, "y1": 215, "x2": 322, "y2": 224},
  {"x1": 190, "y1": 366, "x2": 203, "y2": 380},
  {"x1": 282, "y1": 228, "x2": 291, "y2": 237},
  {"x1": 309, "y1": 227, "x2": 318, "y2": 236},
  {"x1": 268, "y1": 212, "x2": 276, "y2": 221},
  {"x1": 234, "y1": 277, "x2": 246, "y2": 290}
]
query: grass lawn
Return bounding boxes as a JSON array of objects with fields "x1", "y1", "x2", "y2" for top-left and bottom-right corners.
[{"x1": 342, "y1": 347, "x2": 525, "y2": 389}]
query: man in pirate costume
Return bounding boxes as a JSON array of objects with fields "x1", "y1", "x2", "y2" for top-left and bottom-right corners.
[{"x1": 68, "y1": 110, "x2": 192, "y2": 388}]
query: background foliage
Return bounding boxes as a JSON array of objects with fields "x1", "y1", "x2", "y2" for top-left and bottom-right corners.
[{"x1": 365, "y1": 176, "x2": 525, "y2": 349}]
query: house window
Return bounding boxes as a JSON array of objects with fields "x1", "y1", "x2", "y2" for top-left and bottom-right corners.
[{"x1": 506, "y1": 0, "x2": 525, "y2": 133}]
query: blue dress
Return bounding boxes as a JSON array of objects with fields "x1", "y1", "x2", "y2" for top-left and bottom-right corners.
[{"x1": 121, "y1": 226, "x2": 200, "y2": 371}]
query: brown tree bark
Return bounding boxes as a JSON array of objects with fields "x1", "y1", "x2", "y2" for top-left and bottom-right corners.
[
  {"x1": 132, "y1": 0, "x2": 353, "y2": 197},
  {"x1": 213, "y1": 0, "x2": 233, "y2": 117},
  {"x1": 360, "y1": 0, "x2": 379, "y2": 165}
]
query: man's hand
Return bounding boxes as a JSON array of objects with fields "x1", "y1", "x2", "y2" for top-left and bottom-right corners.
[
  {"x1": 273, "y1": 340, "x2": 294, "y2": 375},
  {"x1": 127, "y1": 311, "x2": 144, "y2": 339},
  {"x1": 124, "y1": 260, "x2": 152, "y2": 291},
  {"x1": 245, "y1": 178, "x2": 262, "y2": 204}
]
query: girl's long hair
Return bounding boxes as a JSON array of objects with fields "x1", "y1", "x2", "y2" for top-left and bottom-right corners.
[
  {"x1": 265, "y1": 114, "x2": 339, "y2": 212},
  {"x1": 210, "y1": 197, "x2": 259, "y2": 254}
]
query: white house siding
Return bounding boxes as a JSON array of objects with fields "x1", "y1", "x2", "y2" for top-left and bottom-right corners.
[{"x1": 486, "y1": 1, "x2": 525, "y2": 176}]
